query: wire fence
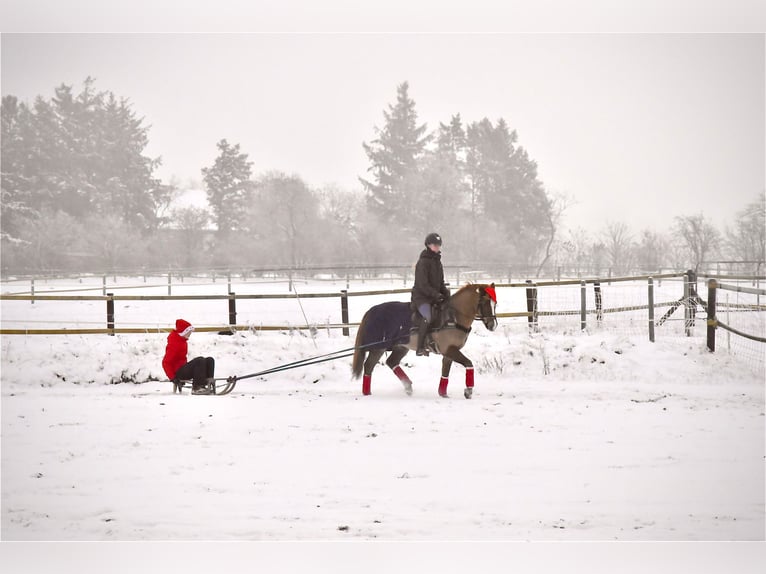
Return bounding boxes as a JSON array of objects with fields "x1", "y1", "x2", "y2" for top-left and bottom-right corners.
[{"x1": 3, "y1": 272, "x2": 764, "y2": 376}]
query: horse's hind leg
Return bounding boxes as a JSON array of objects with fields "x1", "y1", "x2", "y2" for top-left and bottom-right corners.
[
  {"x1": 362, "y1": 349, "x2": 385, "y2": 395},
  {"x1": 386, "y1": 346, "x2": 412, "y2": 395}
]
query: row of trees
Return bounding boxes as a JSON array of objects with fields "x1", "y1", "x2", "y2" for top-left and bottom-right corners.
[{"x1": 1, "y1": 79, "x2": 763, "y2": 275}]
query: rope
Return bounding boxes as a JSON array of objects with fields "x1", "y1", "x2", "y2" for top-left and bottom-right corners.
[{"x1": 230, "y1": 338, "x2": 391, "y2": 382}]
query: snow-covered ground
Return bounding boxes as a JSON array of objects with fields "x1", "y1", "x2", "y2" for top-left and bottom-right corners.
[{"x1": 1, "y1": 277, "x2": 764, "y2": 549}]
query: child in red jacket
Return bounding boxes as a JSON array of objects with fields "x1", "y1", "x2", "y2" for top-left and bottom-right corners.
[{"x1": 162, "y1": 319, "x2": 216, "y2": 395}]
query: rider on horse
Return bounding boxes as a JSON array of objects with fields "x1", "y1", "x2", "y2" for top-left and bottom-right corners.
[{"x1": 411, "y1": 232, "x2": 451, "y2": 356}]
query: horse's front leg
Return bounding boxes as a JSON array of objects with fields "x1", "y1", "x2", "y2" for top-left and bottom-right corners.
[
  {"x1": 441, "y1": 348, "x2": 474, "y2": 399},
  {"x1": 438, "y1": 356, "x2": 453, "y2": 397}
]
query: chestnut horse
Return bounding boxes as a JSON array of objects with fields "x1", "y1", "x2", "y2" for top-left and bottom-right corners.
[{"x1": 351, "y1": 283, "x2": 497, "y2": 398}]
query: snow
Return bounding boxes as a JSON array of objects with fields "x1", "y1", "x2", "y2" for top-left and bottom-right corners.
[{"x1": 1, "y1": 276, "x2": 764, "y2": 569}]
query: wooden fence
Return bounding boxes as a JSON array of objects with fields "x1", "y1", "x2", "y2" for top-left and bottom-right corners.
[
  {"x1": 705, "y1": 279, "x2": 766, "y2": 352},
  {"x1": 1, "y1": 272, "x2": 722, "y2": 341}
]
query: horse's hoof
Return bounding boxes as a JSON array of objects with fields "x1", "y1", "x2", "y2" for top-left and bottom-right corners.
[
  {"x1": 464, "y1": 388, "x2": 473, "y2": 399},
  {"x1": 439, "y1": 392, "x2": 449, "y2": 398},
  {"x1": 402, "y1": 381, "x2": 413, "y2": 396}
]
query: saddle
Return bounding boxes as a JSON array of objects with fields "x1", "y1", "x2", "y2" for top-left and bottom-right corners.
[{"x1": 409, "y1": 303, "x2": 457, "y2": 336}]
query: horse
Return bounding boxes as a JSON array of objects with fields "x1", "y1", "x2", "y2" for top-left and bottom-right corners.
[{"x1": 351, "y1": 283, "x2": 497, "y2": 399}]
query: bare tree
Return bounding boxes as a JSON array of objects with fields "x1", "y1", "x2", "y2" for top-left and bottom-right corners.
[
  {"x1": 601, "y1": 221, "x2": 634, "y2": 274},
  {"x1": 535, "y1": 192, "x2": 571, "y2": 277},
  {"x1": 171, "y1": 206, "x2": 211, "y2": 268},
  {"x1": 673, "y1": 213, "x2": 721, "y2": 272},
  {"x1": 724, "y1": 194, "x2": 765, "y2": 265},
  {"x1": 635, "y1": 228, "x2": 672, "y2": 273}
]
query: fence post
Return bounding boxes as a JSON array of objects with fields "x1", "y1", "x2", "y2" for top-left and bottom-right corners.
[
  {"x1": 30, "y1": 278, "x2": 35, "y2": 305},
  {"x1": 594, "y1": 281, "x2": 603, "y2": 323},
  {"x1": 102, "y1": 275, "x2": 107, "y2": 296},
  {"x1": 106, "y1": 293, "x2": 115, "y2": 336},
  {"x1": 167, "y1": 272, "x2": 172, "y2": 296},
  {"x1": 228, "y1": 292, "x2": 237, "y2": 328},
  {"x1": 580, "y1": 280, "x2": 587, "y2": 331},
  {"x1": 525, "y1": 280, "x2": 538, "y2": 332},
  {"x1": 683, "y1": 271, "x2": 692, "y2": 337},
  {"x1": 340, "y1": 290, "x2": 350, "y2": 336},
  {"x1": 647, "y1": 277, "x2": 655, "y2": 343},
  {"x1": 706, "y1": 279, "x2": 717, "y2": 352}
]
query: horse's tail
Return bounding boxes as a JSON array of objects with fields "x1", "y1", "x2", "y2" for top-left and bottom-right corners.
[{"x1": 351, "y1": 309, "x2": 370, "y2": 380}]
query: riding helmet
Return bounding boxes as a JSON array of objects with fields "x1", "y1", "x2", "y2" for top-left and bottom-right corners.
[{"x1": 425, "y1": 232, "x2": 442, "y2": 247}]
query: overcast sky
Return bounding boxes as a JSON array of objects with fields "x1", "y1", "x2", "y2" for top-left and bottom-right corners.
[{"x1": 1, "y1": 6, "x2": 764, "y2": 236}]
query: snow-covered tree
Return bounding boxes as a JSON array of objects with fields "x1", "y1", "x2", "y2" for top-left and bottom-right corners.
[
  {"x1": 201, "y1": 139, "x2": 254, "y2": 235},
  {"x1": 360, "y1": 81, "x2": 430, "y2": 223}
]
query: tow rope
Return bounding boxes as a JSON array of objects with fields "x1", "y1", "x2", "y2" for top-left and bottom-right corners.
[
  {"x1": 170, "y1": 338, "x2": 393, "y2": 395},
  {"x1": 230, "y1": 339, "x2": 390, "y2": 382}
]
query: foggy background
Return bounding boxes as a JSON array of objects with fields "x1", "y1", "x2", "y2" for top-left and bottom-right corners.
[{"x1": 1, "y1": 10, "x2": 764, "y2": 279}]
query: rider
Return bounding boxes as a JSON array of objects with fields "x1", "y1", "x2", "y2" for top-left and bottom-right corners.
[{"x1": 411, "y1": 232, "x2": 450, "y2": 356}]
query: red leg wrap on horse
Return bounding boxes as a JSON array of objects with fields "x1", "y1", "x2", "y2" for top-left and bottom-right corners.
[
  {"x1": 438, "y1": 376, "x2": 449, "y2": 396},
  {"x1": 392, "y1": 365, "x2": 411, "y2": 383},
  {"x1": 466, "y1": 367, "x2": 475, "y2": 388},
  {"x1": 362, "y1": 374, "x2": 371, "y2": 395}
]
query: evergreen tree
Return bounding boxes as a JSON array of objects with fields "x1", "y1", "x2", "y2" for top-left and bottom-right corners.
[
  {"x1": 465, "y1": 118, "x2": 551, "y2": 262},
  {"x1": 201, "y1": 139, "x2": 254, "y2": 235},
  {"x1": 360, "y1": 82, "x2": 430, "y2": 222},
  {"x1": 1, "y1": 96, "x2": 37, "y2": 243},
  {"x1": 1, "y1": 78, "x2": 166, "y2": 238},
  {"x1": 435, "y1": 114, "x2": 467, "y2": 167}
]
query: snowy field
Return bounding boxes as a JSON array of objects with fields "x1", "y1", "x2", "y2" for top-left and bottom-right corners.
[{"x1": 1, "y1": 276, "x2": 764, "y2": 569}]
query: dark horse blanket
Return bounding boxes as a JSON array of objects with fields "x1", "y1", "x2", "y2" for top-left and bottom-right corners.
[{"x1": 358, "y1": 301, "x2": 412, "y2": 350}]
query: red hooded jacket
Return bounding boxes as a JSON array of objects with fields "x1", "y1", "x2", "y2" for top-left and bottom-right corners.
[{"x1": 162, "y1": 319, "x2": 192, "y2": 379}]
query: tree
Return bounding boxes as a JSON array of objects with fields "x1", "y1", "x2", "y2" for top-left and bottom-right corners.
[
  {"x1": 317, "y1": 185, "x2": 365, "y2": 263},
  {"x1": 465, "y1": 118, "x2": 551, "y2": 262},
  {"x1": 201, "y1": 139, "x2": 254, "y2": 235},
  {"x1": 673, "y1": 213, "x2": 721, "y2": 271},
  {"x1": 724, "y1": 194, "x2": 765, "y2": 265},
  {"x1": 1, "y1": 96, "x2": 37, "y2": 243},
  {"x1": 601, "y1": 221, "x2": 635, "y2": 274},
  {"x1": 534, "y1": 192, "x2": 571, "y2": 277},
  {"x1": 635, "y1": 229, "x2": 671, "y2": 272},
  {"x1": 360, "y1": 81, "x2": 430, "y2": 223},
  {"x1": 1, "y1": 78, "x2": 166, "y2": 238},
  {"x1": 249, "y1": 172, "x2": 321, "y2": 267},
  {"x1": 169, "y1": 207, "x2": 212, "y2": 268}
]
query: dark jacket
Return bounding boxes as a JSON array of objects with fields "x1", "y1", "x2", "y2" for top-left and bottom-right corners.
[{"x1": 411, "y1": 248, "x2": 449, "y2": 307}]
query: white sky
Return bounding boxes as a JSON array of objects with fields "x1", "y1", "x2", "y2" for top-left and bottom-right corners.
[{"x1": 0, "y1": 2, "x2": 764, "y2": 235}]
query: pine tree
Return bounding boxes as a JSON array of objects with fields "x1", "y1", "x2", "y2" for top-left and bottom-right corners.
[
  {"x1": 1, "y1": 78, "x2": 166, "y2": 239},
  {"x1": 360, "y1": 82, "x2": 430, "y2": 223},
  {"x1": 465, "y1": 117, "x2": 551, "y2": 262},
  {"x1": 1, "y1": 96, "x2": 37, "y2": 242},
  {"x1": 201, "y1": 139, "x2": 254, "y2": 235}
]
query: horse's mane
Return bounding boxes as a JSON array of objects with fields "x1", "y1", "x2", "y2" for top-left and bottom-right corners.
[{"x1": 452, "y1": 283, "x2": 486, "y2": 299}]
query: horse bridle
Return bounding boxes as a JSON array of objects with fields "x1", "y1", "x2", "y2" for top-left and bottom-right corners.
[{"x1": 475, "y1": 288, "x2": 498, "y2": 329}]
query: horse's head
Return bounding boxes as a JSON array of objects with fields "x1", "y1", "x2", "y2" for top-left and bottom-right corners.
[
  {"x1": 476, "y1": 283, "x2": 498, "y2": 331},
  {"x1": 450, "y1": 283, "x2": 498, "y2": 331}
]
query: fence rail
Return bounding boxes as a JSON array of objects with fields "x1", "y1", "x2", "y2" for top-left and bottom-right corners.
[
  {"x1": 1, "y1": 272, "x2": 720, "y2": 340},
  {"x1": 706, "y1": 279, "x2": 766, "y2": 351}
]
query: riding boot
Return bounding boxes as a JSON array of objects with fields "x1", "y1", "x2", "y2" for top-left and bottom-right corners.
[{"x1": 416, "y1": 317, "x2": 430, "y2": 356}]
